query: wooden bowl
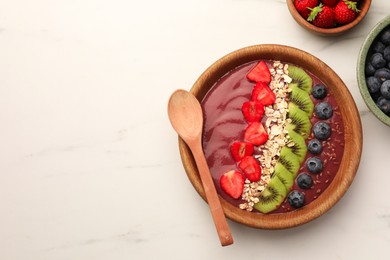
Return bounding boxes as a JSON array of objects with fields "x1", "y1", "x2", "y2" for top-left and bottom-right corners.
[
  {"x1": 179, "y1": 44, "x2": 362, "y2": 229},
  {"x1": 357, "y1": 15, "x2": 390, "y2": 127},
  {"x1": 286, "y1": 0, "x2": 371, "y2": 36}
]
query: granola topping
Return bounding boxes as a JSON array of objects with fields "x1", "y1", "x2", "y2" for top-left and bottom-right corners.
[{"x1": 240, "y1": 61, "x2": 292, "y2": 211}]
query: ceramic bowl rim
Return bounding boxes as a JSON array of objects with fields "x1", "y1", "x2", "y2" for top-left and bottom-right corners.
[{"x1": 357, "y1": 14, "x2": 390, "y2": 127}]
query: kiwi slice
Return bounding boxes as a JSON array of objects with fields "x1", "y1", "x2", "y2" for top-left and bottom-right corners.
[
  {"x1": 254, "y1": 175, "x2": 287, "y2": 214},
  {"x1": 273, "y1": 163, "x2": 294, "y2": 190},
  {"x1": 288, "y1": 65, "x2": 313, "y2": 94},
  {"x1": 278, "y1": 146, "x2": 301, "y2": 177},
  {"x1": 286, "y1": 103, "x2": 312, "y2": 139},
  {"x1": 290, "y1": 84, "x2": 314, "y2": 117},
  {"x1": 284, "y1": 130, "x2": 308, "y2": 163}
]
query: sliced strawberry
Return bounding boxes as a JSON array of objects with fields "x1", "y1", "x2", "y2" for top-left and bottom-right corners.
[
  {"x1": 246, "y1": 61, "x2": 271, "y2": 84},
  {"x1": 241, "y1": 101, "x2": 265, "y2": 123},
  {"x1": 251, "y1": 82, "x2": 276, "y2": 105},
  {"x1": 244, "y1": 122, "x2": 268, "y2": 146},
  {"x1": 220, "y1": 170, "x2": 245, "y2": 199},
  {"x1": 230, "y1": 141, "x2": 254, "y2": 162},
  {"x1": 238, "y1": 156, "x2": 261, "y2": 182}
]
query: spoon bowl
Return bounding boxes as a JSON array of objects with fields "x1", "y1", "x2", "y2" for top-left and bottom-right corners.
[{"x1": 168, "y1": 89, "x2": 203, "y2": 140}]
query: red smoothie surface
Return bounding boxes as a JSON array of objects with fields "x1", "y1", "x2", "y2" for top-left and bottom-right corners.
[{"x1": 201, "y1": 60, "x2": 345, "y2": 214}]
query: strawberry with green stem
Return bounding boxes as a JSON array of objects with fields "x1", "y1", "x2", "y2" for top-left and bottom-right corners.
[
  {"x1": 334, "y1": 1, "x2": 360, "y2": 25},
  {"x1": 293, "y1": 0, "x2": 319, "y2": 20},
  {"x1": 307, "y1": 3, "x2": 335, "y2": 28}
]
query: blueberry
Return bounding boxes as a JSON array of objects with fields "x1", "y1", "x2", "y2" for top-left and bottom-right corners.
[
  {"x1": 366, "y1": 76, "x2": 381, "y2": 93},
  {"x1": 371, "y1": 53, "x2": 387, "y2": 69},
  {"x1": 313, "y1": 121, "x2": 331, "y2": 140},
  {"x1": 306, "y1": 157, "x2": 323, "y2": 174},
  {"x1": 376, "y1": 97, "x2": 390, "y2": 114},
  {"x1": 380, "y1": 27, "x2": 390, "y2": 45},
  {"x1": 380, "y1": 80, "x2": 390, "y2": 99},
  {"x1": 365, "y1": 63, "x2": 376, "y2": 76},
  {"x1": 287, "y1": 190, "x2": 305, "y2": 208},
  {"x1": 315, "y1": 102, "x2": 333, "y2": 119},
  {"x1": 372, "y1": 41, "x2": 386, "y2": 53},
  {"x1": 375, "y1": 68, "x2": 390, "y2": 83},
  {"x1": 371, "y1": 91, "x2": 382, "y2": 102},
  {"x1": 384, "y1": 46, "x2": 390, "y2": 61},
  {"x1": 308, "y1": 139, "x2": 323, "y2": 155},
  {"x1": 311, "y1": 84, "x2": 327, "y2": 99},
  {"x1": 297, "y1": 173, "x2": 313, "y2": 189}
]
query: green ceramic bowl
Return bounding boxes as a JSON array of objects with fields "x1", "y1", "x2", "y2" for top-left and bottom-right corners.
[{"x1": 357, "y1": 15, "x2": 390, "y2": 127}]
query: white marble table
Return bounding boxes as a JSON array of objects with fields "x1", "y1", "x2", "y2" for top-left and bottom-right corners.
[{"x1": 1, "y1": 1, "x2": 390, "y2": 259}]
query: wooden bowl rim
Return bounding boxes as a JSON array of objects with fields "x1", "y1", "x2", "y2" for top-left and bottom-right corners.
[
  {"x1": 286, "y1": 0, "x2": 371, "y2": 36},
  {"x1": 178, "y1": 44, "x2": 362, "y2": 229}
]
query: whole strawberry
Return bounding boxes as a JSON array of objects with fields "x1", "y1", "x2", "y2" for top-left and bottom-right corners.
[
  {"x1": 294, "y1": 0, "x2": 319, "y2": 19},
  {"x1": 334, "y1": 1, "x2": 360, "y2": 25},
  {"x1": 321, "y1": 0, "x2": 338, "y2": 7},
  {"x1": 307, "y1": 4, "x2": 335, "y2": 28}
]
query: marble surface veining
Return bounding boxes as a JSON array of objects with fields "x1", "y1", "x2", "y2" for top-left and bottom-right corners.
[{"x1": 1, "y1": 1, "x2": 390, "y2": 259}]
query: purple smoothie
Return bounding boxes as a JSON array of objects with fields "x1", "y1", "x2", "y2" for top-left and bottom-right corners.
[{"x1": 201, "y1": 60, "x2": 345, "y2": 214}]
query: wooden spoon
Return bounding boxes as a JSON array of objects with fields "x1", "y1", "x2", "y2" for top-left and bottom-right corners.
[{"x1": 168, "y1": 89, "x2": 234, "y2": 247}]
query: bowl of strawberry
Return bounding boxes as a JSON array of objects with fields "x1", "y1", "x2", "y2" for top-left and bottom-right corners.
[
  {"x1": 177, "y1": 44, "x2": 362, "y2": 229},
  {"x1": 357, "y1": 15, "x2": 390, "y2": 126},
  {"x1": 287, "y1": 0, "x2": 371, "y2": 36}
]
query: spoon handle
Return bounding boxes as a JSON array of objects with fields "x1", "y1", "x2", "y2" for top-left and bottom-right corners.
[{"x1": 189, "y1": 140, "x2": 234, "y2": 246}]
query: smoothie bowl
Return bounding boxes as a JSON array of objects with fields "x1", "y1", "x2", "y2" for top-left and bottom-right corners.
[{"x1": 179, "y1": 44, "x2": 362, "y2": 229}]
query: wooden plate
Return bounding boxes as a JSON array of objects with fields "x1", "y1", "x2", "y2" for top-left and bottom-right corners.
[{"x1": 178, "y1": 44, "x2": 362, "y2": 229}]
